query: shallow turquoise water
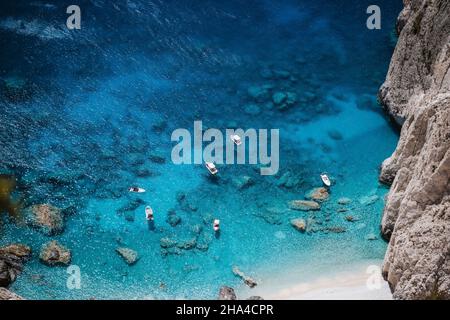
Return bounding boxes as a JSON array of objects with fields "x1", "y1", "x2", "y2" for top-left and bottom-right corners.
[{"x1": 0, "y1": 0, "x2": 401, "y2": 299}]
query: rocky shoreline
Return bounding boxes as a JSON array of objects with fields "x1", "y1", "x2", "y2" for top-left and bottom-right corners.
[{"x1": 378, "y1": 0, "x2": 450, "y2": 299}]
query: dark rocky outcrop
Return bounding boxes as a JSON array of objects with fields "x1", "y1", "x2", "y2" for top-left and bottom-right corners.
[
  {"x1": 378, "y1": 0, "x2": 450, "y2": 299},
  {"x1": 0, "y1": 244, "x2": 31, "y2": 287},
  {"x1": 218, "y1": 286, "x2": 237, "y2": 300}
]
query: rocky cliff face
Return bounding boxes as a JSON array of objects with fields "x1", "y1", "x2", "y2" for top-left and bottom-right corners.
[{"x1": 378, "y1": 0, "x2": 450, "y2": 299}]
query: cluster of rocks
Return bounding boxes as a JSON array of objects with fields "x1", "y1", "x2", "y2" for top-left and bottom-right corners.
[
  {"x1": 242, "y1": 64, "x2": 328, "y2": 118},
  {"x1": 218, "y1": 286, "x2": 263, "y2": 301},
  {"x1": 0, "y1": 244, "x2": 31, "y2": 287}
]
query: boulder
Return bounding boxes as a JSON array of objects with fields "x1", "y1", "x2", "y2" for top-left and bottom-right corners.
[
  {"x1": 305, "y1": 187, "x2": 329, "y2": 202},
  {"x1": 39, "y1": 241, "x2": 71, "y2": 266},
  {"x1": 25, "y1": 204, "x2": 64, "y2": 236},
  {"x1": 289, "y1": 200, "x2": 320, "y2": 211},
  {"x1": 218, "y1": 286, "x2": 237, "y2": 300},
  {"x1": 0, "y1": 288, "x2": 24, "y2": 300},
  {"x1": 0, "y1": 244, "x2": 31, "y2": 287},
  {"x1": 116, "y1": 247, "x2": 139, "y2": 265},
  {"x1": 290, "y1": 218, "x2": 306, "y2": 232},
  {"x1": 232, "y1": 266, "x2": 257, "y2": 288},
  {"x1": 166, "y1": 210, "x2": 181, "y2": 227}
]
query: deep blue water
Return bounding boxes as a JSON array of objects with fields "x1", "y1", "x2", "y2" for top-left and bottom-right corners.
[{"x1": 0, "y1": 0, "x2": 401, "y2": 299}]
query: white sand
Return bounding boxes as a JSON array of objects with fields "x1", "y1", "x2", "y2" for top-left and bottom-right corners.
[{"x1": 237, "y1": 260, "x2": 393, "y2": 300}]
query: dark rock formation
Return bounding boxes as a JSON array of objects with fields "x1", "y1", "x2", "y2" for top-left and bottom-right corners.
[
  {"x1": 378, "y1": 0, "x2": 450, "y2": 299},
  {"x1": 0, "y1": 244, "x2": 31, "y2": 287},
  {"x1": 218, "y1": 286, "x2": 237, "y2": 300}
]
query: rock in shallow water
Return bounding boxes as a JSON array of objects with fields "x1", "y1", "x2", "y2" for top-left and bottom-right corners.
[
  {"x1": 0, "y1": 288, "x2": 24, "y2": 300},
  {"x1": 39, "y1": 241, "x2": 71, "y2": 266},
  {"x1": 0, "y1": 244, "x2": 31, "y2": 287},
  {"x1": 290, "y1": 218, "x2": 306, "y2": 232},
  {"x1": 305, "y1": 187, "x2": 329, "y2": 202},
  {"x1": 232, "y1": 266, "x2": 257, "y2": 288},
  {"x1": 25, "y1": 204, "x2": 64, "y2": 236},
  {"x1": 116, "y1": 247, "x2": 139, "y2": 265},
  {"x1": 218, "y1": 286, "x2": 237, "y2": 300},
  {"x1": 289, "y1": 200, "x2": 320, "y2": 211}
]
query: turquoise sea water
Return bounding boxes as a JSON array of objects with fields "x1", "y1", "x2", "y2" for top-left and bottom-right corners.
[{"x1": 0, "y1": 0, "x2": 401, "y2": 299}]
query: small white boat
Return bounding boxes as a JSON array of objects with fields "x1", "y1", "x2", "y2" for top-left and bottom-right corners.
[
  {"x1": 205, "y1": 162, "x2": 218, "y2": 175},
  {"x1": 213, "y1": 219, "x2": 220, "y2": 232},
  {"x1": 230, "y1": 134, "x2": 242, "y2": 146},
  {"x1": 320, "y1": 173, "x2": 331, "y2": 187},
  {"x1": 129, "y1": 186, "x2": 146, "y2": 193},
  {"x1": 145, "y1": 206, "x2": 154, "y2": 221}
]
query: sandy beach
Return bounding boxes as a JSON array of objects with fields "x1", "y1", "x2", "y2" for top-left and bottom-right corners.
[{"x1": 237, "y1": 261, "x2": 393, "y2": 300}]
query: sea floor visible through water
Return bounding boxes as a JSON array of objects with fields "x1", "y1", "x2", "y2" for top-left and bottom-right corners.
[{"x1": 0, "y1": 0, "x2": 402, "y2": 299}]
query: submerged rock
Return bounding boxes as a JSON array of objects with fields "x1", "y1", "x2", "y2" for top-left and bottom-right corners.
[
  {"x1": 218, "y1": 286, "x2": 237, "y2": 300},
  {"x1": 116, "y1": 247, "x2": 139, "y2": 265},
  {"x1": 359, "y1": 195, "x2": 379, "y2": 206},
  {"x1": 290, "y1": 218, "x2": 306, "y2": 232},
  {"x1": 244, "y1": 104, "x2": 261, "y2": 115},
  {"x1": 337, "y1": 197, "x2": 352, "y2": 205},
  {"x1": 166, "y1": 210, "x2": 181, "y2": 227},
  {"x1": 25, "y1": 204, "x2": 64, "y2": 236},
  {"x1": 176, "y1": 238, "x2": 197, "y2": 250},
  {"x1": 0, "y1": 244, "x2": 31, "y2": 287},
  {"x1": 277, "y1": 171, "x2": 301, "y2": 189},
  {"x1": 232, "y1": 175, "x2": 254, "y2": 190},
  {"x1": 305, "y1": 187, "x2": 329, "y2": 202},
  {"x1": 39, "y1": 241, "x2": 71, "y2": 266},
  {"x1": 289, "y1": 200, "x2": 320, "y2": 211},
  {"x1": 366, "y1": 233, "x2": 378, "y2": 241},
  {"x1": 322, "y1": 226, "x2": 346, "y2": 234},
  {"x1": 327, "y1": 130, "x2": 343, "y2": 140},
  {"x1": 149, "y1": 154, "x2": 166, "y2": 164},
  {"x1": 160, "y1": 237, "x2": 177, "y2": 248},
  {"x1": 247, "y1": 85, "x2": 270, "y2": 101}
]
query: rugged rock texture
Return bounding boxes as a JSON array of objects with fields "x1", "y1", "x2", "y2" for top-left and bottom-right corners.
[
  {"x1": 0, "y1": 287, "x2": 24, "y2": 300},
  {"x1": 378, "y1": 0, "x2": 450, "y2": 299},
  {"x1": 25, "y1": 204, "x2": 65, "y2": 236},
  {"x1": 116, "y1": 247, "x2": 140, "y2": 265},
  {"x1": 39, "y1": 241, "x2": 71, "y2": 266},
  {"x1": 218, "y1": 286, "x2": 237, "y2": 300},
  {"x1": 0, "y1": 244, "x2": 31, "y2": 287}
]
